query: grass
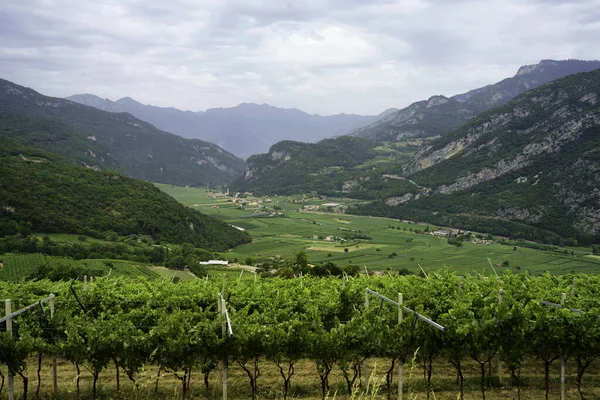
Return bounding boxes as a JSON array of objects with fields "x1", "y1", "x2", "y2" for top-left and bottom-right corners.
[
  {"x1": 153, "y1": 187, "x2": 600, "y2": 276},
  {"x1": 7, "y1": 353, "x2": 600, "y2": 399}
]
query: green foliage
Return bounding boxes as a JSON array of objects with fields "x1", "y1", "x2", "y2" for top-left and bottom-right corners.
[
  {"x1": 0, "y1": 157, "x2": 250, "y2": 251},
  {"x1": 29, "y1": 262, "x2": 106, "y2": 281},
  {"x1": 2, "y1": 272, "x2": 600, "y2": 399}
]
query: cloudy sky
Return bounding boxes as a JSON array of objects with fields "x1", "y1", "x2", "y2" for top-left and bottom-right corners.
[{"x1": 1, "y1": 0, "x2": 600, "y2": 115}]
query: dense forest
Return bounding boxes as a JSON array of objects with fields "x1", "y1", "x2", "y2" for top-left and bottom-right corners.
[{"x1": 0, "y1": 134, "x2": 250, "y2": 251}]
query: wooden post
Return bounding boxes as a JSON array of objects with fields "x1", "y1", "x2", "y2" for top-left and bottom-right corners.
[
  {"x1": 398, "y1": 293, "x2": 403, "y2": 400},
  {"x1": 363, "y1": 289, "x2": 370, "y2": 388},
  {"x1": 50, "y1": 294, "x2": 58, "y2": 394},
  {"x1": 6, "y1": 299, "x2": 14, "y2": 400},
  {"x1": 498, "y1": 289, "x2": 504, "y2": 383},
  {"x1": 560, "y1": 292, "x2": 566, "y2": 400},
  {"x1": 221, "y1": 296, "x2": 228, "y2": 400},
  {"x1": 83, "y1": 275, "x2": 88, "y2": 292}
]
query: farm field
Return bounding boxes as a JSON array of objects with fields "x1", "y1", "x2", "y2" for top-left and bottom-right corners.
[
  {"x1": 156, "y1": 186, "x2": 600, "y2": 276},
  {"x1": 0, "y1": 252, "x2": 162, "y2": 281}
]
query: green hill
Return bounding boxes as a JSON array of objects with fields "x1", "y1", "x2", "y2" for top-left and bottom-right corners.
[
  {"x1": 229, "y1": 136, "x2": 386, "y2": 195},
  {"x1": 0, "y1": 136, "x2": 250, "y2": 251},
  {"x1": 351, "y1": 70, "x2": 600, "y2": 245},
  {"x1": 0, "y1": 78, "x2": 245, "y2": 187}
]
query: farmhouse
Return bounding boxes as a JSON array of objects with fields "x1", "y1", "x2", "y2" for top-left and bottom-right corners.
[
  {"x1": 199, "y1": 260, "x2": 229, "y2": 265},
  {"x1": 303, "y1": 204, "x2": 320, "y2": 211}
]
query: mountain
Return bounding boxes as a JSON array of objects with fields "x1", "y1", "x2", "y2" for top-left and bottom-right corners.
[
  {"x1": 0, "y1": 136, "x2": 250, "y2": 250},
  {"x1": 349, "y1": 59, "x2": 600, "y2": 141},
  {"x1": 66, "y1": 95, "x2": 376, "y2": 158},
  {"x1": 1, "y1": 78, "x2": 244, "y2": 186},
  {"x1": 229, "y1": 136, "x2": 383, "y2": 195},
  {"x1": 351, "y1": 69, "x2": 600, "y2": 244}
]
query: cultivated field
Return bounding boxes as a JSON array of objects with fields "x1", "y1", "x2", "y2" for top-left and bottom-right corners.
[{"x1": 156, "y1": 186, "x2": 600, "y2": 275}]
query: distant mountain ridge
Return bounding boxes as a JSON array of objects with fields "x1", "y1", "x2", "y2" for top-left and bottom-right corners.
[
  {"x1": 351, "y1": 69, "x2": 600, "y2": 244},
  {"x1": 0, "y1": 78, "x2": 245, "y2": 187},
  {"x1": 349, "y1": 59, "x2": 600, "y2": 141},
  {"x1": 66, "y1": 94, "x2": 378, "y2": 158}
]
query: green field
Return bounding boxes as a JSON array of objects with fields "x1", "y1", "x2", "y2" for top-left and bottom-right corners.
[
  {"x1": 156, "y1": 186, "x2": 600, "y2": 275},
  {"x1": 153, "y1": 183, "x2": 233, "y2": 206},
  {"x1": 0, "y1": 253, "x2": 162, "y2": 281}
]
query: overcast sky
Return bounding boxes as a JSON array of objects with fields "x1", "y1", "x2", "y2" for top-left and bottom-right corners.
[{"x1": 1, "y1": 0, "x2": 600, "y2": 115}]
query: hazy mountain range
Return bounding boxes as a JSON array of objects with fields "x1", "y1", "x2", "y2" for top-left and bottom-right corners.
[
  {"x1": 66, "y1": 95, "x2": 391, "y2": 158},
  {"x1": 0, "y1": 78, "x2": 244, "y2": 187}
]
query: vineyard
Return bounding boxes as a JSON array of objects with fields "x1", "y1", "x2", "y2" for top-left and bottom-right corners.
[{"x1": 2, "y1": 272, "x2": 600, "y2": 399}]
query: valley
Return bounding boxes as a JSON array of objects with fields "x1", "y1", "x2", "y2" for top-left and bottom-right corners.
[{"x1": 156, "y1": 185, "x2": 600, "y2": 275}]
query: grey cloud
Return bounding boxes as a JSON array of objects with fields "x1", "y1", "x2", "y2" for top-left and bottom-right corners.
[{"x1": 1, "y1": 0, "x2": 600, "y2": 115}]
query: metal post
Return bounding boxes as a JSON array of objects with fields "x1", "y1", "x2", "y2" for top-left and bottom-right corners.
[
  {"x1": 560, "y1": 292, "x2": 566, "y2": 400},
  {"x1": 6, "y1": 299, "x2": 14, "y2": 400},
  {"x1": 50, "y1": 294, "x2": 58, "y2": 394},
  {"x1": 498, "y1": 290, "x2": 504, "y2": 384},
  {"x1": 221, "y1": 297, "x2": 228, "y2": 400},
  {"x1": 398, "y1": 293, "x2": 403, "y2": 400}
]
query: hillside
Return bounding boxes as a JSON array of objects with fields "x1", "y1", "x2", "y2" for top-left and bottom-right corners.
[
  {"x1": 0, "y1": 136, "x2": 250, "y2": 250},
  {"x1": 351, "y1": 69, "x2": 600, "y2": 244},
  {"x1": 228, "y1": 136, "x2": 388, "y2": 195},
  {"x1": 349, "y1": 59, "x2": 600, "y2": 141},
  {"x1": 0, "y1": 78, "x2": 244, "y2": 186},
  {"x1": 66, "y1": 95, "x2": 377, "y2": 158}
]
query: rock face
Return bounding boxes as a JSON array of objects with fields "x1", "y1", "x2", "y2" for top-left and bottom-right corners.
[
  {"x1": 0, "y1": 78, "x2": 245, "y2": 186},
  {"x1": 349, "y1": 59, "x2": 600, "y2": 142},
  {"x1": 378, "y1": 69, "x2": 600, "y2": 240}
]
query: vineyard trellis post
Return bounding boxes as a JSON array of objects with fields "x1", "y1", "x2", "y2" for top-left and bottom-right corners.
[
  {"x1": 5, "y1": 299, "x2": 14, "y2": 400},
  {"x1": 398, "y1": 293, "x2": 403, "y2": 400},
  {"x1": 560, "y1": 292, "x2": 566, "y2": 400},
  {"x1": 363, "y1": 289, "x2": 370, "y2": 388},
  {"x1": 218, "y1": 293, "x2": 234, "y2": 400},
  {"x1": 364, "y1": 288, "x2": 445, "y2": 400},
  {"x1": 2, "y1": 294, "x2": 56, "y2": 400},
  {"x1": 50, "y1": 294, "x2": 57, "y2": 394},
  {"x1": 498, "y1": 289, "x2": 504, "y2": 384}
]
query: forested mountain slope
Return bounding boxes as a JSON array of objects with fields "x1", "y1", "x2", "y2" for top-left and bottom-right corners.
[
  {"x1": 0, "y1": 135, "x2": 250, "y2": 250},
  {"x1": 352, "y1": 70, "x2": 600, "y2": 244},
  {"x1": 0, "y1": 78, "x2": 244, "y2": 186},
  {"x1": 229, "y1": 136, "x2": 382, "y2": 195}
]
